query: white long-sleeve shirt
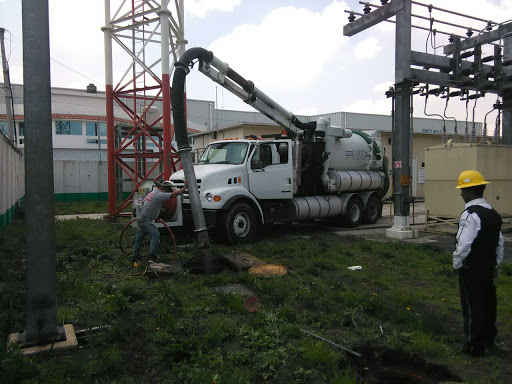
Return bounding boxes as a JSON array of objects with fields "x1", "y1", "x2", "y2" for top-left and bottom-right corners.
[{"x1": 453, "y1": 198, "x2": 504, "y2": 270}]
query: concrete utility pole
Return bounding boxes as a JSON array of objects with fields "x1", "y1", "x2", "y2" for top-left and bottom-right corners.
[
  {"x1": 387, "y1": 0, "x2": 414, "y2": 239},
  {"x1": 0, "y1": 27, "x2": 15, "y2": 141},
  {"x1": 344, "y1": 0, "x2": 416, "y2": 239},
  {"x1": 21, "y1": 0, "x2": 61, "y2": 344}
]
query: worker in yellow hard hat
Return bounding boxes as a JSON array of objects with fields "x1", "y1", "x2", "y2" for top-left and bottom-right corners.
[{"x1": 453, "y1": 170, "x2": 504, "y2": 356}]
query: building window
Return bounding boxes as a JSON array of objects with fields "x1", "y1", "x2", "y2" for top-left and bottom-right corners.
[
  {"x1": 56, "y1": 120, "x2": 82, "y2": 135},
  {"x1": 86, "y1": 122, "x2": 107, "y2": 137},
  {"x1": 86, "y1": 138, "x2": 107, "y2": 144},
  {"x1": 0, "y1": 120, "x2": 14, "y2": 135},
  {"x1": 18, "y1": 122, "x2": 24, "y2": 136},
  {"x1": 146, "y1": 136, "x2": 160, "y2": 148},
  {"x1": 86, "y1": 122, "x2": 96, "y2": 136}
]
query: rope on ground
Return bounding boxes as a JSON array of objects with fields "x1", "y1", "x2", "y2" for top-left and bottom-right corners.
[{"x1": 88, "y1": 259, "x2": 149, "y2": 279}]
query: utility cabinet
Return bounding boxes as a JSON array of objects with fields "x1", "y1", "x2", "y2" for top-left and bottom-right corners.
[{"x1": 424, "y1": 143, "x2": 512, "y2": 222}]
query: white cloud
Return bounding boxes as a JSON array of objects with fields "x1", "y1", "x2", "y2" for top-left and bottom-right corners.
[
  {"x1": 46, "y1": 0, "x2": 106, "y2": 88},
  {"x1": 343, "y1": 98, "x2": 392, "y2": 116},
  {"x1": 207, "y1": 1, "x2": 349, "y2": 93},
  {"x1": 373, "y1": 82, "x2": 393, "y2": 95},
  {"x1": 354, "y1": 37, "x2": 382, "y2": 60},
  {"x1": 186, "y1": 0, "x2": 241, "y2": 19},
  {"x1": 294, "y1": 106, "x2": 319, "y2": 116}
]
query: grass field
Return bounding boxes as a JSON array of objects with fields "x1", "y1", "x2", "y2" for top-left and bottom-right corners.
[{"x1": 0, "y1": 202, "x2": 511, "y2": 383}]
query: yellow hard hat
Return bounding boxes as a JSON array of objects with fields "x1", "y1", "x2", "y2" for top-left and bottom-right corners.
[{"x1": 455, "y1": 170, "x2": 490, "y2": 189}]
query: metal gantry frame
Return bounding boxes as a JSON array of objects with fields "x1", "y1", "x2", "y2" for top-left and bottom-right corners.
[
  {"x1": 103, "y1": 0, "x2": 186, "y2": 215},
  {"x1": 344, "y1": 0, "x2": 512, "y2": 237}
]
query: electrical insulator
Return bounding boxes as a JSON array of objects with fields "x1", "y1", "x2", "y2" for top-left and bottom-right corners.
[
  {"x1": 380, "y1": 0, "x2": 389, "y2": 4},
  {"x1": 466, "y1": 28, "x2": 473, "y2": 38},
  {"x1": 348, "y1": 12, "x2": 356, "y2": 23},
  {"x1": 363, "y1": 3, "x2": 371, "y2": 14},
  {"x1": 486, "y1": 21, "x2": 492, "y2": 31},
  {"x1": 448, "y1": 34, "x2": 454, "y2": 43}
]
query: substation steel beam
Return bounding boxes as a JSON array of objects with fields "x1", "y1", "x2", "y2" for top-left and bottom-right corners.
[
  {"x1": 502, "y1": 35, "x2": 512, "y2": 144},
  {"x1": 443, "y1": 22, "x2": 512, "y2": 55},
  {"x1": 443, "y1": 22, "x2": 512, "y2": 144},
  {"x1": 343, "y1": 0, "x2": 404, "y2": 36},
  {"x1": 21, "y1": 0, "x2": 61, "y2": 343}
]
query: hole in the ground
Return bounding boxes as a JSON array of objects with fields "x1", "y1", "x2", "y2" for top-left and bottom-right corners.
[
  {"x1": 351, "y1": 345, "x2": 463, "y2": 384},
  {"x1": 184, "y1": 256, "x2": 234, "y2": 275}
]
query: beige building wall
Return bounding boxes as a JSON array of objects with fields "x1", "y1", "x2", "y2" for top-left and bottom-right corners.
[
  {"x1": 380, "y1": 132, "x2": 444, "y2": 199},
  {"x1": 425, "y1": 143, "x2": 512, "y2": 218}
]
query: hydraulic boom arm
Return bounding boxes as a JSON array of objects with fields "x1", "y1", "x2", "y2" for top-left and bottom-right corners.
[{"x1": 173, "y1": 47, "x2": 316, "y2": 139}]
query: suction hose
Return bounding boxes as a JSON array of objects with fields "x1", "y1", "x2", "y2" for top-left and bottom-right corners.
[{"x1": 172, "y1": 47, "x2": 214, "y2": 274}]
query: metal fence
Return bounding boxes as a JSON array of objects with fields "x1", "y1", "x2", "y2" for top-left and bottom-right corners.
[{"x1": 0, "y1": 135, "x2": 24, "y2": 229}]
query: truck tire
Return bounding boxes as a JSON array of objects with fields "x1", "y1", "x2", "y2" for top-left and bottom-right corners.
[
  {"x1": 220, "y1": 202, "x2": 259, "y2": 244},
  {"x1": 363, "y1": 194, "x2": 382, "y2": 224},
  {"x1": 342, "y1": 196, "x2": 364, "y2": 228}
]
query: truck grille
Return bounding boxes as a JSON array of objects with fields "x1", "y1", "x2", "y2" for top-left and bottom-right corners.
[{"x1": 171, "y1": 179, "x2": 200, "y2": 204}]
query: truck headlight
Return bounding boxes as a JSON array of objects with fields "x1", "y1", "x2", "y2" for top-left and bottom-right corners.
[{"x1": 206, "y1": 193, "x2": 213, "y2": 201}]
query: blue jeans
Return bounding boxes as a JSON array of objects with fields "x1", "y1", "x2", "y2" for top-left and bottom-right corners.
[{"x1": 132, "y1": 217, "x2": 160, "y2": 258}]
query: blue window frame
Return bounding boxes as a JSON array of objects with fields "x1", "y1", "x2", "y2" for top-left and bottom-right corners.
[
  {"x1": 86, "y1": 122, "x2": 107, "y2": 136},
  {"x1": 56, "y1": 121, "x2": 82, "y2": 135},
  {"x1": 86, "y1": 138, "x2": 107, "y2": 144}
]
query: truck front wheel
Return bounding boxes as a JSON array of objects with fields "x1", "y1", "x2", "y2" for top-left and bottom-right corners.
[
  {"x1": 219, "y1": 202, "x2": 259, "y2": 244},
  {"x1": 342, "y1": 196, "x2": 364, "y2": 228}
]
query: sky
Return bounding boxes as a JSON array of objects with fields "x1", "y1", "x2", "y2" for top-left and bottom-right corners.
[{"x1": 1, "y1": 0, "x2": 512, "y2": 128}]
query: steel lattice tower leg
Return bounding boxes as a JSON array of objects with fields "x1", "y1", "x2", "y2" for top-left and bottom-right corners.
[{"x1": 103, "y1": 0, "x2": 186, "y2": 215}]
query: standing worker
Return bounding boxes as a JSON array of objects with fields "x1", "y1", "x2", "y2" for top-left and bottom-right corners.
[
  {"x1": 131, "y1": 181, "x2": 187, "y2": 264},
  {"x1": 453, "y1": 170, "x2": 504, "y2": 356}
]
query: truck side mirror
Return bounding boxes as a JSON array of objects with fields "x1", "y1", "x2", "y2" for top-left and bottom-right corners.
[{"x1": 251, "y1": 159, "x2": 263, "y2": 170}]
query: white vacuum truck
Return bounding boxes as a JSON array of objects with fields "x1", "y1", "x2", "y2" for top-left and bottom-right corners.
[{"x1": 168, "y1": 48, "x2": 389, "y2": 244}]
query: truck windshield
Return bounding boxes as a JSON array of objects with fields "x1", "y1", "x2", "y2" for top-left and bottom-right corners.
[{"x1": 198, "y1": 142, "x2": 249, "y2": 165}]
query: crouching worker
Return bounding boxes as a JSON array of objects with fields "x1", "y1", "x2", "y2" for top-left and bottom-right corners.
[
  {"x1": 453, "y1": 170, "x2": 504, "y2": 356},
  {"x1": 131, "y1": 180, "x2": 187, "y2": 264}
]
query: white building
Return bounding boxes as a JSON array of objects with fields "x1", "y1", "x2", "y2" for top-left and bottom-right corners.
[{"x1": 1, "y1": 83, "x2": 479, "y2": 202}]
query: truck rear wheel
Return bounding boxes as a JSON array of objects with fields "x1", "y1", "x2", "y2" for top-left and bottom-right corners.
[
  {"x1": 220, "y1": 202, "x2": 259, "y2": 244},
  {"x1": 342, "y1": 196, "x2": 364, "y2": 228},
  {"x1": 363, "y1": 194, "x2": 382, "y2": 224}
]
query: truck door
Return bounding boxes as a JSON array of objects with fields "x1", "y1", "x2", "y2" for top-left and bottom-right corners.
[{"x1": 248, "y1": 142, "x2": 293, "y2": 199}]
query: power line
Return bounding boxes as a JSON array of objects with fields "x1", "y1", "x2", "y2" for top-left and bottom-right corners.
[{"x1": 4, "y1": 30, "x2": 104, "y2": 86}]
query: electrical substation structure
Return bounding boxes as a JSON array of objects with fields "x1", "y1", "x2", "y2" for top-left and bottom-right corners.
[
  {"x1": 103, "y1": 0, "x2": 186, "y2": 215},
  {"x1": 344, "y1": 0, "x2": 512, "y2": 238}
]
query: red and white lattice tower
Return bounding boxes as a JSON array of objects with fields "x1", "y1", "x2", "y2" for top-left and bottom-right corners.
[{"x1": 103, "y1": 0, "x2": 185, "y2": 215}]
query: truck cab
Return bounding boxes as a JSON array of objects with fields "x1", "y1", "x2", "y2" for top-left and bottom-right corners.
[{"x1": 170, "y1": 138, "x2": 294, "y2": 243}]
